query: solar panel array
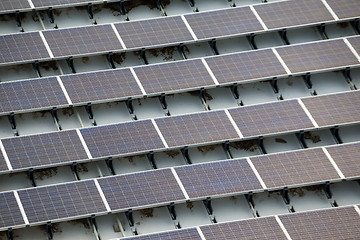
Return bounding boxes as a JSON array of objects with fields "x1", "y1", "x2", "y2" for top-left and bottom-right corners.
[
  {"x1": 0, "y1": 148, "x2": 9, "y2": 172},
  {"x1": 0, "y1": 192, "x2": 25, "y2": 229},
  {"x1": 326, "y1": 0, "x2": 360, "y2": 19},
  {"x1": 347, "y1": 36, "x2": 360, "y2": 53},
  {"x1": 121, "y1": 228, "x2": 203, "y2": 240},
  {"x1": 31, "y1": 0, "x2": 101, "y2": 8}
]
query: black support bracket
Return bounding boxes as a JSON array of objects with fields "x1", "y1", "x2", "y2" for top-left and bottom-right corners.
[
  {"x1": 317, "y1": 23, "x2": 328, "y2": 40},
  {"x1": 270, "y1": 77, "x2": 279, "y2": 94},
  {"x1": 158, "y1": 93, "x2": 170, "y2": 115},
  {"x1": 6, "y1": 228, "x2": 14, "y2": 240},
  {"x1": 295, "y1": 131, "x2": 308, "y2": 149},
  {"x1": 188, "y1": 0, "x2": 195, "y2": 7},
  {"x1": 125, "y1": 210, "x2": 135, "y2": 227},
  {"x1": 245, "y1": 192, "x2": 260, "y2": 217},
  {"x1": 8, "y1": 113, "x2": 17, "y2": 130},
  {"x1": 139, "y1": 49, "x2": 149, "y2": 65},
  {"x1": 46, "y1": 222, "x2": 53, "y2": 240},
  {"x1": 167, "y1": 202, "x2": 177, "y2": 220},
  {"x1": 51, "y1": 108, "x2": 62, "y2": 131},
  {"x1": 14, "y1": 11, "x2": 22, "y2": 28},
  {"x1": 281, "y1": 187, "x2": 291, "y2": 205},
  {"x1": 47, "y1": 7, "x2": 55, "y2": 23},
  {"x1": 107, "y1": 52, "x2": 116, "y2": 69},
  {"x1": 222, "y1": 141, "x2": 233, "y2": 159},
  {"x1": 257, "y1": 137, "x2": 267, "y2": 154},
  {"x1": 177, "y1": 43, "x2": 187, "y2": 59},
  {"x1": 125, "y1": 98, "x2": 137, "y2": 120},
  {"x1": 66, "y1": 57, "x2": 76, "y2": 73},
  {"x1": 119, "y1": 0, "x2": 127, "y2": 15},
  {"x1": 85, "y1": 103, "x2": 94, "y2": 120},
  {"x1": 28, "y1": 169, "x2": 36, "y2": 187},
  {"x1": 87, "y1": 3, "x2": 95, "y2": 20},
  {"x1": 351, "y1": 19, "x2": 360, "y2": 35},
  {"x1": 33, "y1": 60, "x2": 42, "y2": 77},
  {"x1": 208, "y1": 39, "x2": 220, "y2": 55},
  {"x1": 105, "y1": 157, "x2": 116, "y2": 175},
  {"x1": 181, "y1": 147, "x2": 192, "y2": 165},
  {"x1": 330, "y1": 126, "x2": 343, "y2": 144},
  {"x1": 203, "y1": 197, "x2": 217, "y2": 223},
  {"x1": 247, "y1": 33, "x2": 258, "y2": 50},
  {"x1": 71, "y1": 162, "x2": 80, "y2": 180},
  {"x1": 279, "y1": 29, "x2": 290, "y2": 45},
  {"x1": 302, "y1": 72, "x2": 312, "y2": 89},
  {"x1": 147, "y1": 151, "x2": 157, "y2": 169},
  {"x1": 199, "y1": 88, "x2": 211, "y2": 111}
]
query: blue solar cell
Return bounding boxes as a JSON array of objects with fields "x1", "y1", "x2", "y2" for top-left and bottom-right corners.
[
  {"x1": 0, "y1": 192, "x2": 24, "y2": 229},
  {"x1": 121, "y1": 228, "x2": 202, "y2": 240}
]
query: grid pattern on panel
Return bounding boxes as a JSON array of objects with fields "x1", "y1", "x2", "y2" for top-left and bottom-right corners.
[
  {"x1": 205, "y1": 49, "x2": 287, "y2": 84},
  {"x1": 200, "y1": 216, "x2": 287, "y2": 240},
  {"x1": 301, "y1": 91, "x2": 360, "y2": 127},
  {"x1": 43, "y1": 25, "x2": 122, "y2": 57},
  {"x1": 0, "y1": 77, "x2": 68, "y2": 114},
  {"x1": 32, "y1": 0, "x2": 99, "y2": 8},
  {"x1": 0, "y1": 192, "x2": 24, "y2": 229},
  {"x1": 229, "y1": 100, "x2": 314, "y2": 138},
  {"x1": 175, "y1": 158, "x2": 263, "y2": 199},
  {"x1": 115, "y1": 16, "x2": 194, "y2": 49},
  {"x1": 60, "y1": 69, "x2": 142, "y2": 104},
  {"x1": 250, "y1": 148, "x2": 341, "y2": 189},
  {"x1": 280, "y1": 206, "x2": 360, "y2": 240},
  {"x1": 134, "y1": 59, "x2": 215, "y2": 94},
  {"x1": 98, "y1": 169, "x2": 186, "y2": 210},
  {"x1": 326, "y1": 0, "x2": 360, "y2": 19},
  {"x1": 276, "y1": 39, "x2": 359, "y2": 74},
  {"x1": 254, "y1": 0, "x2": 334, "y2": 29},
  {"x1": 18, "y1": 180, "x2": 106, "y2": 223},
  {"x1": 3, "y1": 130, "x2": 89, "y2": 170},
  {"x1": 326, "y1": 142, "x2": 360, "y2": 178},
  {"x1": 80, "y1": 120, "x2": 165, "y2": 158},
  {"x1": 347, "y1": 36, "x2": 360, "y2": 53},
  {"x1": 0, "y1": 150, "x2": 8, "y2": 172},
  {"x1": 0, "y1": 0, "x2": 30, "y2": 11},
  {"x1": 155, "y1": 111, "x2": 239, "y2": 148},
  {"x1": 0, "y1": 32, "x2": 50, "y2": 64},
  {"x1": 122, "y1": 228, "x2": 202, "y2": 240},
  {"x1": 184, "y1": 7, "x2": 263, "y2": 40}
]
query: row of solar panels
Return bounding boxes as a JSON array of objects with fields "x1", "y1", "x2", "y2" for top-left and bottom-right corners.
[
  {"x1": 0, "y1": 90, "x2": 359, "y2": 173},
  {"x1": 0, "y1": 141, "x2": 359, "y2": 231},
  {"x1": 1, "y1": 36, "x2": 360, "y2": 116},
  {"x1": 1, "y1": 0, "x2": 359, "y2": 66}
]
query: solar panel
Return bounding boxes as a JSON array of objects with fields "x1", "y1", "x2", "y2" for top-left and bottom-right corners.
[
  {"x1": 326, "y1": 0, "x2": 360, "y2": 19},
  {"x1": 200, "y1": 216, "x2": 287, "y2": 240},
  {"x1": 228, "y1": 100, "x2": 314, "y2": 138},
  {"x1": 121, "y1": 228, "x2": 203, "y2": 240},
  {"x1": 0, "y1": 77, "x2": 68, "y2": 115},
  {"x1": 0, "y1": 0, "x2": 30, "y2": 12},
  {"x1": 326, "y1": 142, "x2": 360, "y2": 178},
  {"x1": 97, "y1": 169, "x2": 186, "y2": 211},
  {"x1": 0, "y1": 149, "x2": 9, "y2": 172},
  {"x1": 2, "y1": 130, "x2": 89, "y2": 170},
  {"x1": 31, "y1": 0, "x2": 100, "y2": 8},
  {"x1": 184, "y1": 6, "x2": 264, "y2": 40},
  {"x1": 0, "y1": 32, "x2": 50, "y2": 64},
  {"x1": 250, "y1": 148, "x2": 341, "y2": 189},
  {"x1": 18, "y1": 180, "x2": 107, "y2": 224},
  {"x1": 205, "y1": 49, "x2": 288, "y2": 84},
  {"x1": 0, "y1": 192, "x2": 24, "y2": 229},
  {"x1": 115, "y1": 16, "x2": 194, "y2": 49},
  {"x1": 301, "y1": 91, "x2": 360, "y2": 127},
  {"x1": 347, "y1": 36, "x2": 360, "y2": 53},
  {"x1": 80, "y1": 120, "x2": 165, "y2": 158},
  {"x1": 174, "y1": 158, "x2": 263, "y2": 199},
  {"x1": 134, "y1": 59, "x2": 215, "y2": 94},
  {"x1": 155, "y1": 111, "x2": 239, "y2": 148},
  {"x1": 279, "y1": 206, "x2": 360, "y2": 240},
  {"x1": 43, "y1": 24, "x2": 123, "y2": 57},
  {"x1": 254, "y1": 0, "x2": 334, "y2": 30},
  {"x1": 275, "y1": 39, "x2": 359, "y2": 74},
  {"x1": 60, "y1": 69, "x2": 142, "y2": 104}
]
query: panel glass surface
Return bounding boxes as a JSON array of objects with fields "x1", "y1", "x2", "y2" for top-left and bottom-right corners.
[
  {"x1": 205, "y1": 49, "x2": 288, "y2": 84},
  {"x1": 122, "y1": 228, "x2": 202, "y2": 240},
  {"x1": 184, "y1": 6, "x2": 264, "y2": 40},
  {"x1": 80, "y1": 120, "x2": 165, "y2": 158},
  {"x1": 326, "y1": 142, "x2": 360, "y2": 178},
  {"x1": 155, "y1": 111, "x2": 239, "y2": 148},
  {"x1": 43, "y1": 24, "x2": 123, "y2": 57},
  {"x1": 279, "y1": 206, "x2": 360, "y2": 240},
  {"x1": 250, "y1": 148, "x2": 341, "y2": 189},
  {"x1": 229, "y1": 100, "x2": 314, "y2": 138},
  {"x1": 0, "y1": 192, "x2": 24, "y2": 229},
  {"x1": 60, "y1": 69, "x2": 142, "y2": 104},
  {"x1": 326, "y1": 0, "x2": 360, "y2": 19},
  {"x1": 276, "y1": 39, "x2": 359, "y2": 74},
  {"x1": 134, "y1": 59, "x2": 215, "y2": 94},
  {"x1": 0, "y1": 0, "x2": 30, "y2": 12},
  {"x1": 200, "y1": 216, "x2": 287, "y2": 240},
  {"x1": 0, "y1": 32, "x2": 50, "y2": 64},
  {"x1": 18, "y1": 180, "x2": 106, "y2": 223},
  {"x1": 347, "y1": 36, "x2": 360, "y2": 53},
  {"x1": 3, "y1": 130, "x2": 89, "y2": 170},
  {"x1": 302, "y1": 91, "x2": 360, "y2": 127},
  {"x1": 0, "y1": 77, "x2": 68, "y2": 114},
  {"x1": 254, "y1": 0, "x2": 334, "y2": 29},
  {"x1": 175, "y1": 158, "x2": 263, "y2": 199},
  {"x1": 115, "y1": 16, "x2": 194, "y2": 49},
  {"x1": 32, "y1": 0, "x2": 100, "y2": 8},
  {"x1": 98, "y1": 169, "x2": 186, "y2": 210},
  {"x1": 0, "y1": 149, "x2": 9, "y2": 172}
]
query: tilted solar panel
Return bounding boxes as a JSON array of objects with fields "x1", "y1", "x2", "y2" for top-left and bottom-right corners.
[
  {"x1": 347, "y1": 36, "x2": 360, "y2": 54},
  {"x1": 0, "y1": 192, "x2": 24, "y2": 229},
  {"x1": 0, "y1": 0, "x2": 31, "y2": 12},
  {"x1": 31, "y1": 0, "x2": 101, "y2": 8},
  {"x1": 0, "y1": 148, "x2": 9, "y2": 172},
  {"x1": 121, "y1": 228, "x2": 203, "y2": 240},
  {"x1": 326, "y1": 0, "x2": 360, "y2": 20}
]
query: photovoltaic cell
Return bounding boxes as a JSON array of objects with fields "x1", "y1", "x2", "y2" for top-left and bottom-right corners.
[
  {"x1": 200, "y1": 216, "x2": 287, "y2": 240},
  {"x1": 279, "y1": 206, "x2": 360, "y2": 240},
  {"x1": 0, "y1": 32, "x2": 50, "y2": 64},
  {"x1": 254, "y1": 0, "x2": 334, "y2": 29},
  {"x1": 326, "y1": 142, "x2": 360, "y2": 178},
  {"x1": 60, "y1": 69, "x2": 142, "y2": 104},
  {"x1": 43, "y1": 25, "x2": 123, "y2": 57},
  {"x1": 301, "y1": 91, "x2": 360, "y2": 127},
  {"x1": 175, "y1": 158, "x2": 263, "y2": 199},
  {"x1": 205, "y1": 49, "x2": 288, "y2": 84},
  {"x1": 18, "y1": 180, "x2": 107, "y2": 223},
  {"x1": 347, "y1": 36, "x2": 360, "y2": 54},
  {"x1": 250, "y1": 148, "x2": 341, "y2": 189},
  {"x1": 326, "y1": 0, "x2": 360, "y2": 19},
  {"x1": 0, "y1": 192, "x2": 24, "y2": 229},
  {"x1": 275, "y1": 39, "x2": 359, "y2": 74},
  {"x1": 31, "y1": 0, "x2": 100, "y2": 8},
  {"x1": 0, "y1": 150, "x2": 9, "y2": 172},
  {"x1": 0, "y1": 0, "x2": 30, "y2": 12},
  {"x1": 0, "y1": 77, "x2": 68, "y2": 114},
  {"x1": 80, "y1": 120, "x2": 165, "y2": 158},
  {"x1": 121, "y1": 228, "x2": 203, "y2": 240},
  {"x1": 229, "y1": 100, "x2": 314, "y2": 138},
  {"x1": 98, "y1": 169, "x2": 186, "y2": 210},
  {"x1": 134, "y1": 59, "x2": 215, "y2": 94},
  {"x1": 2, "y1": 130, "x2": 89, "y2": 170},
  {"x1": 155, "y1": 111, "x2": 239, "y2": 148},
  {"x1": 184, "y1": 6, "x2": 264, "y2": 40},
  {"x1": 115, "y1": 16, "x2": 194, "y2": 49}
]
